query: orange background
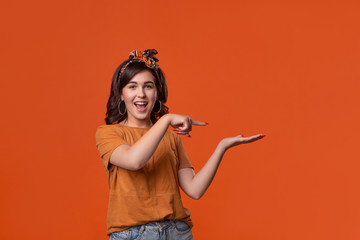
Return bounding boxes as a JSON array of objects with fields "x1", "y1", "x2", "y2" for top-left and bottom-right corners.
[{"x1": 1, "y1": 0, "x2": 359, "y2": 239}]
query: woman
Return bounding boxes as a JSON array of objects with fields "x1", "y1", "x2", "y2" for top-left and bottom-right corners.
[{"x1": 95, "y1": 49, "x2": 265, "y2": 240}]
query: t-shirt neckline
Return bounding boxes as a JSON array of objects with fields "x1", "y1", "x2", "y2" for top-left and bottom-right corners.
[{"x1": 115, "y1": 124, "x2": 152, "y2": 130}]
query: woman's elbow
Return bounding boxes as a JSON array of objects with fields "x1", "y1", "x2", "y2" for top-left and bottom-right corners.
[
  {"x1": 191, "y1": 195, "x2": 202, "y2": 200},
  {"x1": 130, "y1": 161, "x2": 144, "y2": 171},
  {"x1": 187, "y1": 192, "x2": 203, "y2": 200}
]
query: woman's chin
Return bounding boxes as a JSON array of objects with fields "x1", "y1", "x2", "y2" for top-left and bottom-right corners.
[{"x1": 127, "y1": 110, "x2": 152, "y2": 122}]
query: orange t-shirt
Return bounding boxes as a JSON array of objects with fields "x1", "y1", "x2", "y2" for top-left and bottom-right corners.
[{"x1": 95, "y1": 124, "x2": 194, "y2": 235}]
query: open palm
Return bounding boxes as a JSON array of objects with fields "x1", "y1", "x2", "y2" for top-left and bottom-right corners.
[{"x1": 220, "y1": 134, "x2": 265, "y2": 150}]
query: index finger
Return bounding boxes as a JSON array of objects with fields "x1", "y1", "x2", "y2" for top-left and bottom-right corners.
[
  {"x1": 248, "y1": 134, "x2": 265, "y2": 141},
  {"x1": 191, "y1": 119, "x2": 208, "y2": 126}
]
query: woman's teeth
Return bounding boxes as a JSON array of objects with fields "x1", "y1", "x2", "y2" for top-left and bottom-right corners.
[
  {"x1": 134, "y1": 102, "x2": 147, "y2": 111},
  {"x1": 134, "y1": 102, "x2": 147, "y2": 106}
]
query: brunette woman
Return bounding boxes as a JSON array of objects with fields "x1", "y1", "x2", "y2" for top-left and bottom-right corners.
[{"x1": 95, "y1": 49, "x2": 265, "y2": 240}]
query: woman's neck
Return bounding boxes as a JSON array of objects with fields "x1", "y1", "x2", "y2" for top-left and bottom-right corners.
[{"x1": 119, "y1": 118, "x2": 153, "y2": 128}]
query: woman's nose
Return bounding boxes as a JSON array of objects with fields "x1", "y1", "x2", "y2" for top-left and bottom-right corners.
[{"x1": 137, "y1": 87, "x2": 145, "y2": 97}]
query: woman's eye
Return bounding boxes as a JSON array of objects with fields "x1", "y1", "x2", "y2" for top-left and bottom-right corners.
[
  {"x1": 128, "y1": 85, "x2": 136, "y2": 89},
  {"x1": 145, "y1": 85, "x2": 153, "y2": 89}
]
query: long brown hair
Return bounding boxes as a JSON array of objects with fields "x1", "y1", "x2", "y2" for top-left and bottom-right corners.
[{"x1": 105, "y1": 61, "x2": 169, "y2": 124}]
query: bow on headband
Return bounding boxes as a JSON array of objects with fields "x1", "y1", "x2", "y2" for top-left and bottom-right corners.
[{"x1": 121, "y1": 49, "x2": 159, "y2": 73}]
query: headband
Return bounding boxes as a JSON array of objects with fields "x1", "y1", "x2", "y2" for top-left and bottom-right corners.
[{"x1": 120, "y1": 49, "x2": 159, "y2": 73}]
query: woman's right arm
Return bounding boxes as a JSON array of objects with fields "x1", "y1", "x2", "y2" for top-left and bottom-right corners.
[{"x1": 109, "y1": 114, "x2": 206, "y2": 171}]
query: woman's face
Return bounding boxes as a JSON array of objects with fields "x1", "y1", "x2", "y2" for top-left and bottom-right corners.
[{"x1": 121, "y1": 70, "x2": 157, "y2": 127}]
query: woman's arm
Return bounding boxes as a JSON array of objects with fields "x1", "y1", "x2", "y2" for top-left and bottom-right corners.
[
  {"x1": 178, "y1": 134, "x2": 265, "y2": 200},
  {"x1": 110, "y1": 114, "x2": 206, "y2": 171}
]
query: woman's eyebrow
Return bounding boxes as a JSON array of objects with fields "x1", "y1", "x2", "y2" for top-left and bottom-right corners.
[{"x1": 127, "y1": 81, "x2": 154, "y2": 85}]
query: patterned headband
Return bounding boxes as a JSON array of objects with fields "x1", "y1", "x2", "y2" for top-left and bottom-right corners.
[{"x1": 120, "y1": 49, "x2": 159, "y2": 73}]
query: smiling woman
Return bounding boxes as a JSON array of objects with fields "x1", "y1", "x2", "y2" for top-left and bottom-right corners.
[
  {"x1": 121, "y1": 70, "x2": 158, "y2": 127},
  {"x1": 104, "y1": 50, "x2": 169, "y2": 126},
  {"x1": 95, "y1": 49, "x2": 265, "y2": 239}
]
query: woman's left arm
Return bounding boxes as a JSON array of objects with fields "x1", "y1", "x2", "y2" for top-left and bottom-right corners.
[{"x1": 178, "y1": 134, "x2": 265, "y2": 200}]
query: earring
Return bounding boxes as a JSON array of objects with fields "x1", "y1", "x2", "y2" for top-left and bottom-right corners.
[
  {"x1": 153, "y1": 100, "x2": 162, "y2": 114},
  {"x1": 118, "y1": 101, "x2": 127, "y2": 115}
]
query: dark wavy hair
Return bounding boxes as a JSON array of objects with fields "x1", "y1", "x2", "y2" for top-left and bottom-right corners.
[{"x1": 105, "y1": 60, "x2": 169, "y2": 125}]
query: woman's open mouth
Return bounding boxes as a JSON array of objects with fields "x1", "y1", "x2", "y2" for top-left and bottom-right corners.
[{"x1": 134, "y1": 102, "x2": 148, "y2": 112}]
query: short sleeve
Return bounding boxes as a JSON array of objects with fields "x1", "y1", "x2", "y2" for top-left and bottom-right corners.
[
  {"x1": 95, "y1": 125, "x2": 127, "y2": 174},
  {"x1": 175, "y1": 135, "x2": 194, "y2": 170}
]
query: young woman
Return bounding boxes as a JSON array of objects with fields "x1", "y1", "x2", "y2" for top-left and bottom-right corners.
[{"x1": 95, "y1": 49, "x2": 265, "y2": 240}]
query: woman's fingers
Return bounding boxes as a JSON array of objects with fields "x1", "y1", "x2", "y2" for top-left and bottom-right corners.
[
  {"x1": 173, "y1": 130, "x2": 191, "y2": 138},
  {"x1": 240, "y1": 134, "x2": 265, "y2": 143},
  {"x1": 173, "y1": 119, "x2": 207, "y2": 138},
  {"x1": 220, "y1": 134, "x2": 265, "y2": 149},
  {"x1": 251, "y1": 134, "x2": 265, "y2": 140},
  {"x1": 175, "y1": 119, "x2": 207, "y2": 130},
  {"x1": 169, "y1": 114, "x2": 207, "y2": 137},
  {"x1": 191, "y1": 119, "x2": 208, "y2": 126},
  {"x1": 175, "y1": 117, "x2": 192, "y2": 131}
]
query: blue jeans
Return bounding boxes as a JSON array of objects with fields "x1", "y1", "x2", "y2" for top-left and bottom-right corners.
[{"x1": 109, "y1": 220, "x2": 193, "y2": 240}]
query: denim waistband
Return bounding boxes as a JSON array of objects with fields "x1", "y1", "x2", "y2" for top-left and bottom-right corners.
[{"x1": 141, "y1": 219, "x2": 176, "y2": 230}]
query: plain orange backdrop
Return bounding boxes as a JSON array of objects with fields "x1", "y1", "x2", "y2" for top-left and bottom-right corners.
[{"x1": 1, "y1": 0, "x2": 359, "y2": 239}]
